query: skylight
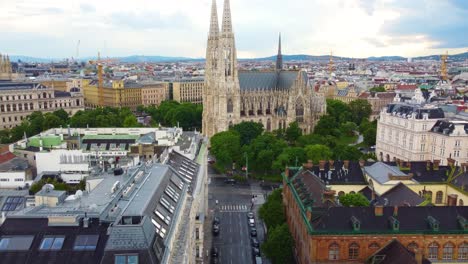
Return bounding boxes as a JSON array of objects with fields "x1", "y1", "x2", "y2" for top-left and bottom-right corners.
[
  {"x1": 39, "y1": 236, "x2": 65, "y2": 250},
  {"x1": 73, "y1": 235, "x2": 99, "y2": 250}
]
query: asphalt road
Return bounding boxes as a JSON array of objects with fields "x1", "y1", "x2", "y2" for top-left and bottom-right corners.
[{"x1": 208, "y1": 167, "x2": 268, "y2": 264}]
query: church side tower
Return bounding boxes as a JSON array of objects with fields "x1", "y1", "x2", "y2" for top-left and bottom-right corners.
[
  {"x1": 203, "y1": 0, "x2": 241, "y2": 137},
  {"x1": 202, "y1": 0, "x2": 220, "y2": 137},
  {"x1": 0, "y1": 53, "x2": 13, "y2": 81}
]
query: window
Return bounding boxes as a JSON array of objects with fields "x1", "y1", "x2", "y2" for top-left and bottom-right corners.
[
  {"x1": 435, "y1": 191, "x2": 443, "y2": 204},
  {"x1": 115, "y1": 254, "x2": 138, "y2": 264},
  {"x1": 369, "y1": 243, "x2": 380, "y2": 251},
  {"x1": 0, "y1": 236, "x2": 34, "y2": 251},
  {"x1": 348, "y1": 243, "x2": 359, "y2": 260},
  {"x1": 454, "y1": 151, "x2": 460, "y2": 157},
  {"x1": 407, "y1": 242, "x2": 418, "y2": 252},
  {"x1": 455, "y1": 140, "x2": 461, "y2": 147},
  {"x1": 459, "y1": 243, "x2": 468, "y2": 260},
  {"x1": 73, "y1": 235, "x2": 99, "y2": 250},
  {"x1": 442, "y1": 243, "x2": 454, "y2": 260},
  {"x1": 428, "y1": 242, "x2": 439, "y2": 260},
  {"x1": 460, "y1": 199, "x2": 464, "y2": 206},
  {"x1": 40, "y1": 236, "x2": 65, "y2": 250},
  {"x1": 328, "y1": 243, "x2": 339, "y2": 260}
]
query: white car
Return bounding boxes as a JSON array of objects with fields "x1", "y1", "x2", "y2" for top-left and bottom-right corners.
[{"x1": 249, "y1": 218, "x2": 255, "y2": 227}]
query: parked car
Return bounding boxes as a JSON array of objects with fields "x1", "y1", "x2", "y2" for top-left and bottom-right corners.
[
  {"x1": 211, "y1": 247, "x2": 219, "y2": 257},
  {"x1": 213, "y1": 216, "x2": 220, "y2": 225},
  {"x1": 251, "y1": 237, "x2": 259, "y2": 248},
  {"x1": 247, "y1": 212, "x2": 254, "y2": 219},
  {"x1": 250, "y1": 227, "x2": 257, "y2": 237},
  {"x1": 208, "y1": 157, "x2": 215, "y2": 164},
  {"x1": 254, "y1": 256, "x2": 263, "y2": 264},
  {"x1": 212, "y1": 224, "x2": 220, "y2": 235},
  {"x1": 249, "y1": 218, "x2": 255, "y2": 227},
  {"x1": 224, "y1": 178, "x2": 236, "y2": 184}
]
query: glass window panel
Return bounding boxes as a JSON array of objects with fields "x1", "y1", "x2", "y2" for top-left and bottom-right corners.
[
  {"x1": 40, "y1": 237, "x2": 54, "y2": 250},
  {"x1": 0, "y1": 238, "x2": 10, "y2": 250},
  {"x1": 115, "y1": 255, "x2": 126, "y2": 264},
  {"x1": 127, "y1": 255, "x2": 138, "y2": 264},
  {"x1": 51, "y1": 237, "x2": 65, "y2": 250}
]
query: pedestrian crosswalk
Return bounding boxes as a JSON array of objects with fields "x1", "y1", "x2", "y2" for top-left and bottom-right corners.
[{"x1": 219, "y1": 204, "x2": 250, "y2": 212}]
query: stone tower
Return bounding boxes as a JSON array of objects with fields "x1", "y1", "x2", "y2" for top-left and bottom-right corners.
[
  {"x1": 203, "y1": 0, "x2": 241, "y2": 137},
  {"x1": 0, "y1": 53, "x2": 13, "y2": 81}
]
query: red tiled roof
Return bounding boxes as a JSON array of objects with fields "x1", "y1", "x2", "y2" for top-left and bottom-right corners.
[
  {"x1": 396, "y1": 84, "x2": 417, "y2": 90},
  {"x1": 0, "y1": 151, "x2": 16, "y2": 164}
]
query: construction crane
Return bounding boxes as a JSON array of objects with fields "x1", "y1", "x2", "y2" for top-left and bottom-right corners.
[
  {"x1": 89, "y1": 52, "x2": 104, "y2": 107},
  {"x1": 440, "y1": 51, "x2": 448, "y2": 81}
]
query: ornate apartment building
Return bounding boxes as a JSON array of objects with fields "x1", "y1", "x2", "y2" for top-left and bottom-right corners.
[
  {"x1": 202, "y1": 0, "x2": 326, "y2": 137},
  {"x1": 376, "y1": 91, "x2": 468, "y2": 165},
  {"x1": 0, "y1": 53, "x2": 84, "y2": 129},
  {"x1": 172, "y1": 78, "x2": 203, "y2": 104}
]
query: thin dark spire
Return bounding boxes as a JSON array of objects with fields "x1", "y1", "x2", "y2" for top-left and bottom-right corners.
[{"x1": 276, "y1": 33, "x2": 283, "y2": 70}]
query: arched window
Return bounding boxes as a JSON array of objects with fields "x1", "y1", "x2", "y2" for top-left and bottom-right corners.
[
  {"x1": 442, "y1": 243, "x2": 454, "y2": 260},
  {"x1": 43, "y1": 92, "x2": 47, "y2": 98},
  {"x1": 459, "y1": 242, "x2": 468, "y2": 260},
  {"x1": 0, "y1": 105, "x2": 4, "y2": 112},
  {"x1": 30, "y1": 103, "x2": 34, "y2": 110},
  {"x1": 428, "y1": 242, "x2": 439, "y2": 260},
  {"x1": 12, "y1": 104, "x2": 16, "y2": 111},
  {"x1": 266, "y1": 118, "x2": 271, "y2": 132},
  {"x1": 295, "y1": 100, "x2": 304, "y2": 123},
  {"x1": 369, "y1": 243, "x2": 380, "y2": 251},
  {"x1": 348, "y1": 243, "x2": 359, "y2": 260},
  {"x1": 407, "y1": 242, "x2": 418, "y2": 252},
  {"x1": 435, "y1": 191, "x2": 443, "y2": 204},
  {"x1": 6, "y1": 104, "x2": 10, "y2": 111},
  {"x1": 350, "y1": 191, "x2": 356, "y2": 194},
  {"x1": 329, "y1": 243, "x2": 339, "y2": 260},
  {"x1": 338, "y1": 191, "x2": 345, "y2": 197},
  {"x1": 459, "y1": 199, "x2": 464, "y2": 206},
  {"x1": 227, "y1": 99, "x2": 233, "y2": 113}
]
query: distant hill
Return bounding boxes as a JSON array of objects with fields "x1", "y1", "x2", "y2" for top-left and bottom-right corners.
[{"x1": 8, "y1": 51, "x2": 468, "y2": 63}]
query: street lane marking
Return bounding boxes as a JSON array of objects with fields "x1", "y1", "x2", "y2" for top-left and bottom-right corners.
[{"x1": 219, "y1": 204, "x2": 250, "y2": 212}]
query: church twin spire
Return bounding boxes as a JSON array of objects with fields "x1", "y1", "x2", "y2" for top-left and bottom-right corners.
[
  {"x1": 209, "y1": 0, "x2": 233, "y2": 37},
  {"x1": 276, "y1": 33, "x2": 283, "y2": 70}
]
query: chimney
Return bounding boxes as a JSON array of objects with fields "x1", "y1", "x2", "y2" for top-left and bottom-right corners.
[
  {"x1": 415, "y1": 248, "x2": 423, "y2": 264},
  {"x1": 371, "y1": 189, "x2": 376, "y2": 201},
  {"x1": 329, "y1": 160, "x2": 335, "y2": 170},
  {"x1": 433, "y1": 160, "x2": 440, "y2": 170},
  {"x1": 319, "y1": 160, "x2": 326, "y2": 171},
  {"x1": 393, "y1": 205, "x2": 398, "y2": 217},
  {"x1": 343, "y1": 160, "x2": 350, "y2": 169},
  {"x1": 374, "y1": 205, "x2": 384, "y2": 216},
  {"x1": 359, "y1": 159, "x2": 365, "y2": 168},
  {"x1": 461, "y1": 163, "x2": 468, "y2": 173},
  {"x1": 447, "y1": 158, "x2": 455, "y2": 167}
]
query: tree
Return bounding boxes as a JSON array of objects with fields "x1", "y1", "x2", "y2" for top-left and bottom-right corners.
[
  {"x1": 363, "y1": 126, "x2": 377, "y2": 146},
  {"x1": 243, "y1": 133, "x2": 287, "y2": 173},
  {"x1": 313, "y1": 115, "x2": 340, "y2": 137},
  {"x1": 285, "y1": 122, "x2": 302, "y2": 143},
  {"x1": 210, "y1": 131, "x2": 242, "y2": 171},
  {"x1": 259, "y1": 188, "x2": 286, "y2": 229},
  {"x1": 369, "y1": 86, "x2": 386, "y2": 92},
  {"x1": 123, "y1": 115, "x2": 139, "y2": 127},
  {"x1": 339, "y1": 121, "x2": 357, "y2": 137},
  {"x1": 273, "y1": 147, "x2": 306, "y2": 170},
  {"x1": 332, "y1": 145, "x2": 362, "y2": 161},
  {"x1": 231, "y1": 121, "x2": 264, "y2": 146},
  {"x1": 53, "y1": 109, "x2": 70, "y2": 123},
  {"x1": 339, "y1": 193, "x2": 370, "y2": 207},
  {"x1": 304, "y1": 144, "x2": 332, "y2": 163},
  {"x1": 326, "y1": 99, "x2": 352, "y2": 123},
  {"x1": 348, "y1": 99, "x2": 372, "y2": 125},
  {"x1": 43, "y1": 113, "x2": 64, "y2": 130},
  {"x1": 261, "y1": 223, "x2": 294, "y2": 264}
]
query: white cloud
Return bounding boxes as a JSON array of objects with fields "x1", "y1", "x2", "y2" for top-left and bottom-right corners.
[{"x1": 0, "y1": 0, "x2": 466, "y2": 58}]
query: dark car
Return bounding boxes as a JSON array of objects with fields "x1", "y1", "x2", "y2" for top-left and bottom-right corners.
[
  {"x1": 252, "y1": 247, "x2": 261, "y2": 257},
  {"x1": 213, "y1": 224, "x2": 220, "y2": 235},
  {"x1": 250, "y1": 227, "x2": 257, "y2": 237},
  {"x1": 224, "y1": 178, "x2": 236, "y2": 184},
  {"x1": 213, "y1": 216, "x2": 220, "y2": 225},
  {"x1": 211, "y1": 247, "x2": 219, "y2": 257},
  {"x1": 251, "y1": 237, "x2": 259, "y2": 248},
  {"x1": 247, "y1": 212, "x2": 254, "y2": 219}
]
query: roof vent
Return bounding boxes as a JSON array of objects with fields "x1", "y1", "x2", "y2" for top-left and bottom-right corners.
[
  {"x1": 388, "y1": 216, "x2": 399, "y2": 231},
  {"x1": 350, "y1": 216, "x2": 360, "y2": 231},
  {"x1": 457, "y1": 215, "x2": 468, "y2": 231}
]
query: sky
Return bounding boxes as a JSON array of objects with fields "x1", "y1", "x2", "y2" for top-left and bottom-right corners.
[{"x1": 0, "y1": 0, "x2": 467, "y2": 59}]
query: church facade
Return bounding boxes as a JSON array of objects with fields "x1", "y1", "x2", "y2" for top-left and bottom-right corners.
[{"x1": 202, "y1": 0, "x2": 326, "y2": 137}]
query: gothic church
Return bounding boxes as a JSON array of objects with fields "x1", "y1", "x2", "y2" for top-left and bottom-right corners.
[{"x1": 202, "y1": 0, "x2": 326, "y2": 137}]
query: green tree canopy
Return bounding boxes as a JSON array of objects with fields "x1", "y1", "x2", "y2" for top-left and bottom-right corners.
[
  {"x1": 273, "y1": 147, "x2": 306, "y2": 170},
  {"x1": 243, "y1": 133, "x2": 287, "y2": 173},
  {"x1": 332, "y1": 145, "x2": 362, "y2": 161},
  {"x1": 231, "y1": 121, "x2": 264, "y2": 146},
  {"x1": 348, "y1": 99, "x2": 372, "y2": 125},
  {"x1": 369, "y1": 86, "x2": 386, "y2": 92},
  {"x1": 123, "y1": 115, "x2": 139, "y2": 127},
  {"x1": 285, "y1": 121, "x2": 302, "y2": 143},
  {"x1": 304, "y1": 144, "x2": 332, "y2": 163},
  {"x1": 339, "y1": 193, "x2": 370, "y2": 207},
  {"x1": 259, "y1": 188, "x2": 286, "y2": 229},
  {"x1": 210, "y1": 130, "x2": 242, "y2": 171},
  {"x1": 326, "y1": 99, "x2": 352, "y2": 123},
  {"x1": 261, "y1": 223, "x2": 294, "y2": 264},
  {"x1": 313, "y1": 115, "x2": 341, "y2": 137}
]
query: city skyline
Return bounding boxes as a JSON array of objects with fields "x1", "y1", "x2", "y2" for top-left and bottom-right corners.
[{"x1": 0, "y1": 0, "x2": 467, "y2": 59}]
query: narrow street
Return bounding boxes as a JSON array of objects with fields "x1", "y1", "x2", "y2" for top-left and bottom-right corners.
[{"x1": 204, "y1": 164, "x2": 271, "y2": 264}]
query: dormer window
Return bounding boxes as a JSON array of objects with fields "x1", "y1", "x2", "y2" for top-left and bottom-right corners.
[
  {"x1": 427, "y1": 216, "x2": 439, "y2": 231},
  {"x1": 351, "y1": 216, "x2": 360, "y2": 231},
  {"x1": 389, "y1": 216, "x2": 399, "y2": 231}
]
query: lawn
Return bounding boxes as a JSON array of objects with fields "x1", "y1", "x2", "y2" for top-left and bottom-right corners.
[{"x1": 336, "y1": 134, "x2": 358, "y2": 145}]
